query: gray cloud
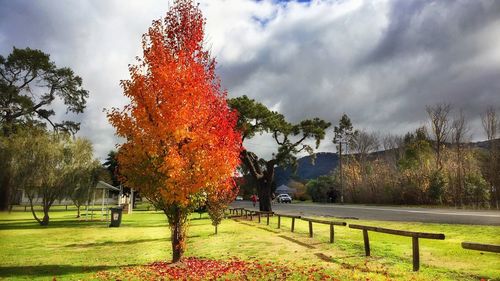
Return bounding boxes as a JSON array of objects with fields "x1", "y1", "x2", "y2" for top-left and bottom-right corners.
[{"x1": 1, "y1": 0, "x2": 499, "y2": 161}]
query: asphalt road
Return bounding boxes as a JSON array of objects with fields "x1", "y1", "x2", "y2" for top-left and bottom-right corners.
[{"x1": 231, "y1": 201, "x2": 500, "y2": 226}]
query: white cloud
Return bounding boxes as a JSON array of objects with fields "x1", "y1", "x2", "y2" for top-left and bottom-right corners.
[{"x1": 1, "y1": 0, "x2": 499, "y2": 162}]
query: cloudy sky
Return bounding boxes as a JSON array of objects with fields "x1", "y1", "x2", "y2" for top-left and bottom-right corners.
[{"x1": 1, "y1": 0, "x2": 499, "y2": 161}]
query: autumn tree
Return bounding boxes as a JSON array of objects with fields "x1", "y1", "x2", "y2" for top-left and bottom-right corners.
[
  {"x1": 206, "y1": 185, "x2": 239, "y2": 234},
  {"x1": 107, "y1": 0, "x2": 241, "y2": 262},
  {"x1": 0, "y1": 47, "x2": 89, "y2": 211},
  {"x1": 228, "y1": 96, "x2": 330, "y2": 212}
]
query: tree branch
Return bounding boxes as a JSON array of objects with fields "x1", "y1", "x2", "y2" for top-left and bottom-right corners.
[{"x1": 241, "y1": 150, "x2": 264, "y2": 179}]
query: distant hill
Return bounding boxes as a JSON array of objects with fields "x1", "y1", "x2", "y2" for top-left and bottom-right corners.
[
  {"x1": 274, "y1": 152, "x2": 338, "y2": 186},
  {"x1": 273, "y1": 138, "x2": 499, "y2": 186}
]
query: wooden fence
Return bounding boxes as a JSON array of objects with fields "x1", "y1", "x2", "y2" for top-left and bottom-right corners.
[
  {"x1": 461, "y1": 242, "x2": 500, "y2": 253},
  {"x1": 276, "y1": 213, "x2": 301, "y2": 232},
  {"x1": 226, "y1": 208, "x2": 500, "y2": 272},
  {"x1": 301, "y1": 217, "x2": 347, "y2": 243},
  {"x1": 349, "y1": 224, "x2": 445, "y2": 271},
  {"x1": 254, "y1": 211, "x2": 274, "y2": 225}
]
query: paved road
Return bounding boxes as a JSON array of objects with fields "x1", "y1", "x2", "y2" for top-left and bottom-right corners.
[{"x1": 231, "y1": 201, "x2": 500, "y2": 225}]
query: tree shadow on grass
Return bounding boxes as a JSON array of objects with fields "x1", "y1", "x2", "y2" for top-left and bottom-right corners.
[
  {"x1": 64, "y1": 237, "x2": 171, "y2": 248},
  {"x1": 0, "y1": 264, "x2": 137, "y2": 278},
  {"x1": 0, "y1": 220, "x2": 110, "y2": 230},
  {"x1": 277, "y1": 235, "x2": 315, "y2": 249},
  {"x1": 0, "y1": 219, "x2": 173, "y2": 230},
  {"x1": 64, "y1": 235, "x2": 199, "y2": 248}
]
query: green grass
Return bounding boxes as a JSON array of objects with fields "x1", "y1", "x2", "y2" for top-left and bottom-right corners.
[{"x1": 0, "y1": 206, "x2": 499, "y2": 280}]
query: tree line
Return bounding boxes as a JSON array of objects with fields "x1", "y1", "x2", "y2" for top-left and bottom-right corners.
[
  {"x1": 306, "y1": 105, "x2": 500, "y2": 208},
  {"x1": 0, "y1": 46, "x2": 108, "y2": 223}
]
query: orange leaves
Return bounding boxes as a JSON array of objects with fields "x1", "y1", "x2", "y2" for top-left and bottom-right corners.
[{"x1": 107, "y1": 0, "x2": 241, "y2": 208}]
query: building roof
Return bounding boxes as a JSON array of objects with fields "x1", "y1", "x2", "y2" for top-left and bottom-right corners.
[
  {"x1": 96, "y1": 181, "x2": 120, "y2": 191},
  {"x1": 276, "y1": 185, "x2": 291, "y2": 191}
]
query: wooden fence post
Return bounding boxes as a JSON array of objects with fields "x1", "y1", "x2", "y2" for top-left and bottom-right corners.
[
  {"x1": 330, "y1": 224, "x2": 334, "y2": 243},
  {"x1": 266, "y1": 213, "x2": 270, "y2": 225},
  {"x1": 363, "y1": 229, "x2": 370, "y2": 256},
  {"x1": 412, "y1": 237, "x2": 420, "y2": 271},
  {"x1": 277, "y1": 215, "x2": 281, "y2": 229},
  {"x1": 308, "y1": 221, "x2": 313, "y2": 238},
  {"x1": 258, "y1": 213, "x2": 261, "y2": 223},
  {"x1": 291, "y1": 217, "x2": 295, "y2": 232}
]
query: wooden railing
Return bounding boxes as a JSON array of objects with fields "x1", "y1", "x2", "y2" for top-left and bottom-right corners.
[
  {"x1": 461, "y1": 242, "x2": 500, "y2": 253},
  {"x1": 228, "y1": 208, "x2": 245, "y2": 216},
  {"x1": 301, "y1": 217, "x2": 347, "y2": 243},
  {"x1": 276, "y1": 214, "x2": 301, "y2": 232},
  {"x1": 254, "y1": 211, "x2": 274, "y2": 225},
  {"x1": 349, "y1": 224, "x2": 445, "y2": 271}
]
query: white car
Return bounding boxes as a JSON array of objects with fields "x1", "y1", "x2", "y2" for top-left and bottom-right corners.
[
  {"x1": 276, "y1": 194, "x2": 292, "y2": 203},
  {"x1": 235, "y1": 196, "x2": 244, "y2": 201}
]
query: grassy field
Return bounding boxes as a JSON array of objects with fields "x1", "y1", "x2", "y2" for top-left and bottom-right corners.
[{"x1": 0, "y1": 205, "x2": 499, "y2": 280}]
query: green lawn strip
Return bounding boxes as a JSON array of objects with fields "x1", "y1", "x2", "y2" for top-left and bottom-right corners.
[
  {"x1": 1, "y1": 209, "x2": 498, "y2": 280},
  {"x1": 247, "y1": 214, "x2": 500, "y2": 280}
]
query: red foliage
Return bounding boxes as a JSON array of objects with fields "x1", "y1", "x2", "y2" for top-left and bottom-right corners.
[
  {"x1": 95, "y1": 257, "x2": 337, "y2": 281},
  {"x1": 206, "y1": 184, "x2": 239, "y2": 230},
  {"x1": 107, "y1": 0, "x2": 242, "y2": 207}
]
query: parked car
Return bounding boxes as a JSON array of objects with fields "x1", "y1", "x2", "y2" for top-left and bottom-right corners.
[
  {"x1": 235, "y1": 196, "x2": 244, "y2": 201},
  {"x1": 276, "y1": 194, "x2": 292, "y2": 203}
]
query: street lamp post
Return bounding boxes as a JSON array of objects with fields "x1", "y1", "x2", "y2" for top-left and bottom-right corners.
[{"x1": 339, "y1": 141, "x2": 344, "y2": 204}]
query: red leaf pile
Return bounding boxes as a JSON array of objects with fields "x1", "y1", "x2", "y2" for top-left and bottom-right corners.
[{"x1": 96, "y1": 257, "x2": 337, "y2": 280}]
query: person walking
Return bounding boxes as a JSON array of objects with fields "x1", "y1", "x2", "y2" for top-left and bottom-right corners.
[{"x1": 251, "y1": 194, "x2": 257, "y2": 207}]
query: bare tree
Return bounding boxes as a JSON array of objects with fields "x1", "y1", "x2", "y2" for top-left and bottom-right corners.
[
  {"x1": 382, "y1": 133, "x2": 404, "y2": 166},
  {"x1": 481, "y1": 107, "x2": 499, "y2": 209},
  {"x1": 451, "y1": 109, "x2": 469, "y2": 206},
  {"x1": 482, "y1": 107, "x2": 498, "y2": 141},
  {"x1": 350, "y1": 130, "x2": 379, "y2": 165},
  {"x1": 426, "y1": 103, "x2": 452, "y2": 170}
]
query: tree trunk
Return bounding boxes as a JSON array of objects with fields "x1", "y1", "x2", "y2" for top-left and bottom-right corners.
[
  {"x1": 40, "y1": 205, "x2": 50, "y2": 226},
  {"x1": 240, "y1": 150, "x2": 275, "y2": 212},
  {"x1": 339, "y1": 143, "x2": 343, "y2": 204},
  {"x1": 0, "y1": 174, "x2": 11, "y2": 211},
  {"x1": 167, "y1": 206, "x2": 187, "y2": 263},
  {"x1": 76, "y1": 205, "x2": 81, "y2": 218},
  {"x1": 41, "y1": 211, "x2": 49, "y2": 226},
  {"x1": 257, "y1": 178, "x2": 272, "y2": 212},
  {"x1": 0, "y1": 121, "x2": 13, "y2": 212},
  {"x1": 27, "y1": 196, "x2": 43, "y2": 224},
  {"x1": 258, "y1": 160, "x2": 275, "y2": 212}
]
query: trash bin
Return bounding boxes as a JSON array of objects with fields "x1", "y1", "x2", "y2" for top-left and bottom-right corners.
[{"x1": 109, "y1": 207, "x2": 123, "y2": 227}]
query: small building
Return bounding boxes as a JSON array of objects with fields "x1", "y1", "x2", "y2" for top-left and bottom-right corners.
[
  {"x1": 17, "y1": 181, "x2": 120, "y2": 207},
  {"x1": 275, "y1": 184, "x2": 296, "y2": 196}
]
